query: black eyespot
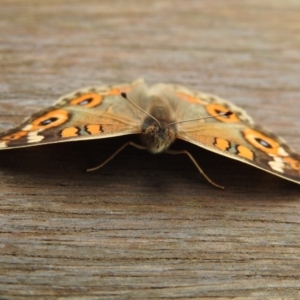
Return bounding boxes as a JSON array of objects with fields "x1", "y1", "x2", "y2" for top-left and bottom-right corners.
[
  {"x1": 255, "y1": 138, "x2": 272, "y2": 148},
  {"x1": 39, "y1": 117, "x2": 58, "y2": 126},
  {"x1": 77, "y1": 98, "x2": 93, "y2": 106},
  {"x1": 215, "y1": 109, "x2": 229, "y2": 117}
]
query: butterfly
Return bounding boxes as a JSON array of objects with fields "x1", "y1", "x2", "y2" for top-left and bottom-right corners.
[{"x1": 0, "y1": 78, "x2": 300, "y2": 189}]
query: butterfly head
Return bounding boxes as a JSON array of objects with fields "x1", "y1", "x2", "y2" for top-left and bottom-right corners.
[{"x1": 141, "y1": 117, "x2": 177, "y2": 154}]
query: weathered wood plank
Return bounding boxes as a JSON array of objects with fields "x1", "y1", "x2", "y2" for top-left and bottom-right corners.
[{"x1": 0, "y1": 0, "x2": 300, "y2": 298}]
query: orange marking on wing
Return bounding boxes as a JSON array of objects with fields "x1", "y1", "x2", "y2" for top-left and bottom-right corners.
[
  {"x1": 237, "y1": 145, "x2": 254, "y2": 160},
  {"x1": 177, "y1": 92, "x2": 206, "y2": 105},
  {"x1": 1, "y1": 131, "x2": 28, "y2": 141},
  {"x1": 214, "y1": 138, "x2": 230, "y2": 151},
  {"x1": 283, "y1": 157, "x2": 300, "y2": 173},
  {"x1": 243, "y1": 128, "x2": 281, "y2": 155},
  {"x1": 206, "y1": 103, "x2": 240, "y2": 123},
  {"x1": 61, "y1": 127, "x2": 79, "y2": 138},
  {"x1": 69, "y1": 87, "x2": 134, "y2": 108},
  {"x1": 85, "y1": 124, "x2": 103, "y2": 135},
  {"x1": 31, "y1": 109, "x2": 69, "y2": 130},
  {"x1": 70, "y1": 93, "x2": 103, "y2": 108}
]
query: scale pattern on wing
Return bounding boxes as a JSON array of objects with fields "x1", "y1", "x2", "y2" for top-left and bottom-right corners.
[
  {"x1": 0, "y1": 80, "x2": 145, "y2": 149},
  {"x1": 172, "y1": 87, "x2": 300, "y2": 184}
]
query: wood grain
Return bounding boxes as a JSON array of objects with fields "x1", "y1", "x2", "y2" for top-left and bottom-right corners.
[{"x1": 0, "y1": 0, "x2": 300, "y2": 299}]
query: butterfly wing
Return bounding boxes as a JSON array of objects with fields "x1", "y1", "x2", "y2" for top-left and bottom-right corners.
[
  {"x1": 0, "y1": 79, "x2": 146, "y2": 149},
  {"x1": 170, "y1": 85, "x2": 300, "y2": 185}
]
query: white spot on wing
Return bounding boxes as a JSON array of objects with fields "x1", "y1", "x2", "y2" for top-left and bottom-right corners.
[
  {"x1": 0, "y1": 141, "x2": 8, "y2": 148},
  {"x1": 268, "y1": 156, "x2": 285, "y2": 173},
  {"x1": 22, "y1": 124, "x2": 33, "y2": 131},
  {"x1": 278, "y1": 147, "x2": 289, "y2": 156},
  {"x1": 27, "y1": 131, "x2": 44, "y2": 143}
]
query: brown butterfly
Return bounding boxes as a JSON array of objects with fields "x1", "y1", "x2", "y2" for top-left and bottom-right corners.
[{"x1": 0, "y1": 79, "x2": 300, "y2": 189}]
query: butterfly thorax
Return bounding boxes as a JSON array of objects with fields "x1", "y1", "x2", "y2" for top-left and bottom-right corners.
[{"x1": 140, "y1": 97, "x2": 177, "y2": 154}]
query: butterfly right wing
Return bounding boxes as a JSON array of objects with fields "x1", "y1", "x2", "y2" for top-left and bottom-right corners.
[{"x1": 168, "y1": 84, "x2": 300, "y2": 185}]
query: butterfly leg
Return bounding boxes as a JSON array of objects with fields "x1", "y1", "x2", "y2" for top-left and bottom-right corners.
[
  {"x1": 165, "y1": 149, "x2": 224, "y2": 189},
  {"x1": 86, "y1": 141, "x2": 147, "y2": 172}
]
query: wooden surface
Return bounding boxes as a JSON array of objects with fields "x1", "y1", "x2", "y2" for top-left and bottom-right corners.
[{"x1": 1, "y1": 0, "x2": 300, "y2": 299}]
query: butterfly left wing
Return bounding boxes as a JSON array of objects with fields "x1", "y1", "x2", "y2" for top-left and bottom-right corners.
[
  {"x1": 0, "y1": 80, "x2": 145, "y2": 149},
  {"x1": 169, "y1": 85, "x2": 300, "y2": 185}
]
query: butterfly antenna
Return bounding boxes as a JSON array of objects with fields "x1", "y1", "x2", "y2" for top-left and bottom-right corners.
[
  {"x1": 166, "y1": 111, "x2": 233, "y2": 127},
  {"x1": 121, "y1": 92, "x2": 161, "y2": 127}
]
